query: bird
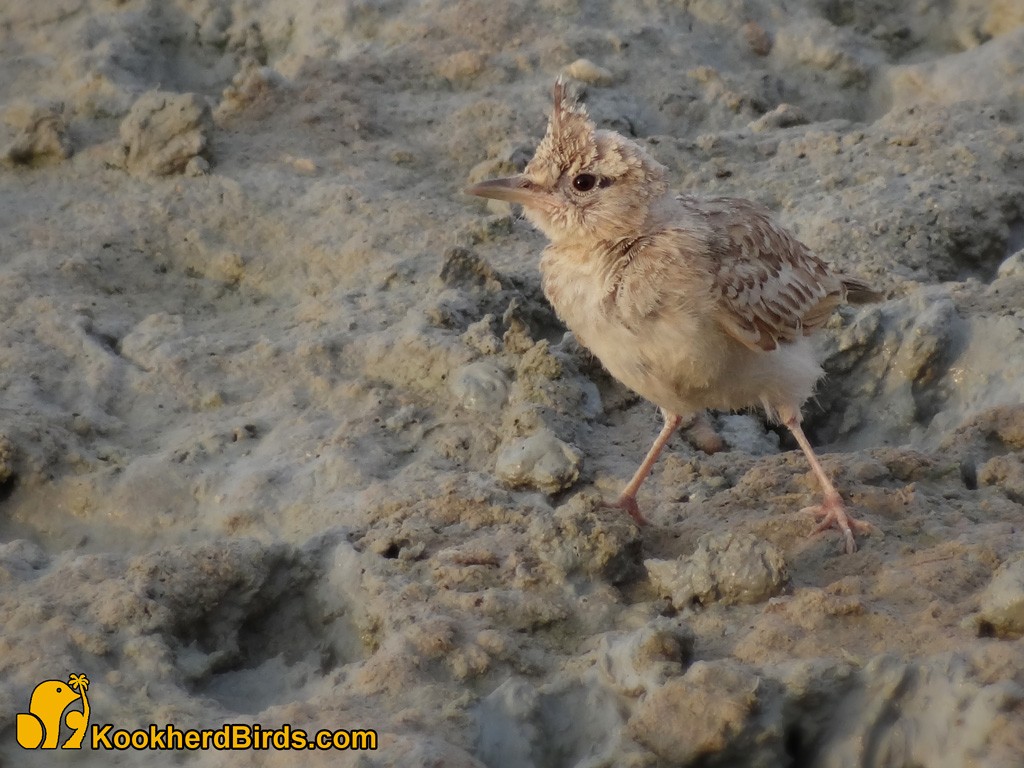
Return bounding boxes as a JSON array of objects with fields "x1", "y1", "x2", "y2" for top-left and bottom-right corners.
[{"x1": 466, "y1": 79, "x2": 879, "y2": 553}]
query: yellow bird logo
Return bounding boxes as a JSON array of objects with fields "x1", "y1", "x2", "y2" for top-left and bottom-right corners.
[{"x1": 16, "y1": 673, "x2": 91, "y2": 749}]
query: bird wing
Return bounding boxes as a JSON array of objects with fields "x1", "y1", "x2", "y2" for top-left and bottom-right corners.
[
  {"x1": 693, "y1": 197, "x2": 845, "y2": 352},
  {"x1": 603, "y1": 227, "x2": 714, "y2": 329}
]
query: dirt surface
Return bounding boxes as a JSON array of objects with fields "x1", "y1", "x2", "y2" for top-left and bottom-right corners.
[{"x1": 2, "y1": 1, "x2": 1024, "y2": 766}]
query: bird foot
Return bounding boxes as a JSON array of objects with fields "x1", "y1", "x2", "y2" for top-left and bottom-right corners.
[
  {"x1": 602, "y1": 494, "x2": 648, "y2": 526},
  {"x1": 801, "y1": 495, "x2": 874, "y2": 554}
]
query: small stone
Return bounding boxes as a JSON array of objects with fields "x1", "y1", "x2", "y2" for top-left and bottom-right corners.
[
  {"x1": 185, "y1": 156, "x2": 210, "y2": 176},
  {"x1": 563, "y1": 58, "x2": 616, "y2": 86},
  {"x1": 217, "y1": 61, "x2": 280, "y2": 117},
  {"x1": 595, "y1": 620, "x2": 694, "y2": 696},
  {"x1": 117, "y1": 90, "x2": 213, "y2": 176},
  {"x1": 197, "y1": 4, "x2": 230, "y2": 46},
  {"x1": 997, "y1": 250, "x2": 1024, "y2": 279},
  {"x1": 627, "y1": 661, "x2": 761, "y2": 763},
  {"x1": 475, "y1": 674, "x2": 626, "y2": 766},
  {"x1": 438, "y1": 51, "x2": 488, "y2": 85},
  {"x1": 3, "y1": 101, "x2": 72, "y2": 164},
  {"x1": 451, "y1": 362, "x2": 510, "y2": 412},
  {"x1": 494, "y1": 428, "x2": 581, "y2": 493},
  {"x1": 461, "y1": 315, "x2": 502, "y2": 356},
  {"x1": 0, "y1": 539, "x2": 48, "y2": 583},
  {"x1": 977, "y1": 454, "x2": 1024, "y2": 503},
  {"x1": 384, "y1": 405, "x2": 418, "y2": 431},
  {"x1": 437, "y1": 247, "x2": 503, "y2": 292},
  {"x1": 742, "y1": 21, "x2": 773, "y2": 56},
  {"x1": 977, "y1": 553, "x2": 1024, "y2": 637},
  {"x1": 717, "y1": 414, "x2": 779, "y2": 455},
  {"x1": 389, "y1": 149, "x2": 415, "y2": 166},
  {"x1": 528, "y1": 493, "x2": 642, "y2": 584},
  {"x1": 501, "y1": 299, "x2": 535, "y2": 354},
  {"x1": 646, "y1": 532, "x2": 788, "y2": 607},
  {"x1": 0, "y1": 436, "x2": 14, "y2": 485},
  {"x1": 748, "y1": 103, "x2": 808, "y2": 133}
]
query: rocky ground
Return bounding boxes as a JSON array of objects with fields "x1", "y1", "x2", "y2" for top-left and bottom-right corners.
[{"x1": 1, "y1": 1, "x2": 1024, "y2": 766}]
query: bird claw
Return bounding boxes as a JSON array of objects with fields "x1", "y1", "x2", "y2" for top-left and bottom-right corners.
[
  {"x1": 801, "y1": 495, "x2": 874, "y2": 554},
  {"x1": 602, "y1": 494, "x2": 647, "y2": 526}
]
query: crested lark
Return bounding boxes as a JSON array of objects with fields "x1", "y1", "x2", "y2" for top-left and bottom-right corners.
[{"x1": 467, "y1": 80, "x2": 879, "y2": 553}]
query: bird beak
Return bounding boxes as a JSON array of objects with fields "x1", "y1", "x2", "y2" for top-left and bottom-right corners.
[{"x1": 465, "y1": 175, "x2": 549, "y2": 208}]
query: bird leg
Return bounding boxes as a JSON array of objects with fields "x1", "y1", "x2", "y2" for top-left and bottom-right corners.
[
  {"x1": 608, "y1": 411, "x2": 683, "y2": 525},
  {"x1": 782, "y1": 413, "x2": 874, "y2": 554}
]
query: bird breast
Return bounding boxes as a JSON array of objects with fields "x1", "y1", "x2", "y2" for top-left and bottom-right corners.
[
  {"x1": 541, "y1": 244, "x2": 719, "y2": 403},
  {"x1": 539, "y1": 244, "x2": 823, "y2": 416}
]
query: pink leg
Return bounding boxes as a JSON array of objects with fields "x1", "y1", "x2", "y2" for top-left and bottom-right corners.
[
  {"x1": 782, "y1": 411, "x2": 874, "y2": 554},
  {"x1": 608, "y1": 412, "x2": 683, "y2": 525}
]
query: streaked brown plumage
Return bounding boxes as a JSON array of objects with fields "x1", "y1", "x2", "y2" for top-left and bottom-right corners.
[{"x1": 467, "y1": 80, "x2": 879, "y2": 553}]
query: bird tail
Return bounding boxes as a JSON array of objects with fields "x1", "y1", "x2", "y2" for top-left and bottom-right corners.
[{"x1": 841, "y1": 276, "x2": 883, "y2": 305}]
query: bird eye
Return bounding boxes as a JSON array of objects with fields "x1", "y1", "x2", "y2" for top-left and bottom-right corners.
[{"x1": 572, "y1": 173, "x2": 597, "y2": 192}]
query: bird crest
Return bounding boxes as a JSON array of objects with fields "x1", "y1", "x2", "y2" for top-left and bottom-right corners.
[{"x1": 526, "y1": 78, "x2": 600, "y2": 185}]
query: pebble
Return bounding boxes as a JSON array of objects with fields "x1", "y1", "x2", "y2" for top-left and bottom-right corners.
[
  {"x1": 452, "y1": 362, "x2": 510, "y2": 412},
  {"x1": 717, "y1": 414, "x2": 779, "y2": 456},
  {"x1": 494, "y1": 428, "x2": 581, "y2": 493},
  {"x1": 528, "y1": 493, "x2": 642, "y2": 584},
  {"x1": 997, "y1": 250, "x2": 1024, "y2": 279},
  {"x1": 594, "y1": 620, "x2": 694, "y2": 696},
  {"x1": 2, "y1": 100, "x2": 72, "y2": 164},
  {"x1": 977, "y1": 553, "x2": 1024, "y2": 637},
  {"x1": 646, "y1": 532, "x2": 788, "y2": 607},
  {"x1": 627, "y1": 661, "x2": 761, "y2": 764},
  {"x1": 116, "y1": 90, "x2": 212, "y2": 176},
  {"x1": 742, "y1": 21, "x2": 773, "y2": 56},
  {"x1": 563, "y1": 58, "x2": 615, "y2": 86}
]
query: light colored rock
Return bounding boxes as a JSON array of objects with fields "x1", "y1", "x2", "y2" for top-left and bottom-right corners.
[
  {"x1": 997, "y1": 250, "x2": 1024, "y2": 279},
  {"x1": 2, "y1": 101, "x2": 72, "y2": 164},
  {"x1": 594, "y1": 620, "x2": 693, "y2": 696},
  {"x1": 742, "y1": 21, "x2": 772, "y2": 56},
  {"x1": 494, "y1": 428, "x2": 581, "y2": 493},
  {"x1": 977, "y1": 453, "x2": 1024, "y2": 505},
  {"x1": 627, "y1": 661, "x2": 761, "y2": 764},
  {"x1": 528, "y1": 493, "x2": 642, "y2": 584},
  {"x1": 451, "y1": 361, "x2": 510, "y2": 412},
  {"x1": 646, "y1": 532, "x2": 788, "y2": 607},
  {"x1": 977, "y1": 553, "x2": 1024, "y2": 637},
  {"x1": 475, "y1": 676, "x2": 626, "y2": 768},
  {"x1": 883, "y1": 27, "x2": 1024, "y2": 111},
  {"x1": 717, "y1": 414, "x2": 779, "y2": 455},
  {"x1": 748, "y1": 103, "x2": 808, "y2": 133},
  {"x1": 563, "y1": 58, "x2": 615, "y2": 86},
  {"x1": 0, "y1": 436, "x2": 14, "y2": 486},
  {"x1": 437, "y1": 246, "x2": 503, "y2": 292},
  {"x1": 116, "y1": 91, "x2": 212, "y2": 176},
  {"x1": 0, "y1": 539, "x2": 48, "y2": 583},
  {"x1": 185, "y1": 156, "x2": 210, "y2": 177}
]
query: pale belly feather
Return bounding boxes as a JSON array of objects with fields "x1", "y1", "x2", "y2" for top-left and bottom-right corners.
[{"x1": 542, "y1": 255, "x2": 823, "y2": 418}]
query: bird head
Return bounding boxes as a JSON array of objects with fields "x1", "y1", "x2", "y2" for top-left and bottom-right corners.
[
  {"x1": 29, "y1": 680, "x2": 82, "y2": 719},
  {"x1": 467, "y1": 79, "x2": 669, "y2": 243}
]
